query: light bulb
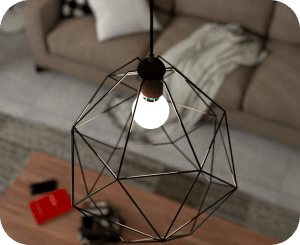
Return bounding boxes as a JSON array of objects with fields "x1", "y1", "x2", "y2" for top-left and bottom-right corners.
[{"x1": 132, "y1": 92, "x2": 169, "y2": 129}]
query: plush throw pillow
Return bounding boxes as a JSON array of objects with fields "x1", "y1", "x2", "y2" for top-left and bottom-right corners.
[
  {"x1": 61, "y1": 0, "x2": 92, "y2": 18},
  {"x1": 87, "y1": 0, "x2": 163, "y2": 42}
]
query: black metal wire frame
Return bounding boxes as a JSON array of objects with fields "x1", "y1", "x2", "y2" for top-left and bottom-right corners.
[
  {"x1": 70, "y1": 57, "x2": 237, "y2": 243},
  {"x1": 74, "y1": 57, "x2": 141, "y2": 127}
]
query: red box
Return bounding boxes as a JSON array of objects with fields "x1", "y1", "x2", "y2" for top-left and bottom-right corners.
[{"x1": 29, "y1": 188, "x2": 73, "y2": 225}]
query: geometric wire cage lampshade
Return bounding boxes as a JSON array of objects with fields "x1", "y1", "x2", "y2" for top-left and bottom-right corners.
[{"x1": 71, "y1": 1, "x2": 237, "y2": 243}]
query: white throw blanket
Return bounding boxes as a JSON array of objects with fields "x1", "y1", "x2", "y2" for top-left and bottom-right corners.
[{"x1": 108, "y1": 22, "x2": 268, "y2": 143}]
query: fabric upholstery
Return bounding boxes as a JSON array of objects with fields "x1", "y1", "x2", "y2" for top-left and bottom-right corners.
[
  {"x1": 214, "y1": 67, "x2": 255, "y2": 110},
  {"x1": 174, "y1": 0, "x2": 274, "y2": 37},
  {"x1": 25, "y1": 0, "x2": 61, "y2": 61},
  {"x1": 243, "y1": 41, "x2": 300, "y2": 129},
  {"x1": 154, "y1": 16, "x2": 259, "y2": 109},
  {"x1": 153, "y1": 16, "x2": 206, "y2": 56},
  {"x1": 47, "y1": 16, "x2": 160, "y2": 72},
  {"x1": 153, "y1": 0, "x2": 174, "y2": 13},
  {"x1": 154, "y1": 9, "x2": 173, "y2": 28},
  {"x1": 268, "y1": 1, "x2": 300, "y2": 46},
  {"x1": 225, "y1": 110, "x2": 300, "y2": 148}
]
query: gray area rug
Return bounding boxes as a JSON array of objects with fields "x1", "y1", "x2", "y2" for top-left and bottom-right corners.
[{"x1": 0, "y1": 112, "x2": 298, "y2": 242}]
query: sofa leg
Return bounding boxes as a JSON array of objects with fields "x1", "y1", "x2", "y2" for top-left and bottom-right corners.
[{"x1": 35, "y1": 66, "x2": 46, "y2": 73}]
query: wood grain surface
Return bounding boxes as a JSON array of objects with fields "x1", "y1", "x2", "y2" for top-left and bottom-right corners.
[{"x1": 0, "y1": 152, "x2": 279, "y2": 244}]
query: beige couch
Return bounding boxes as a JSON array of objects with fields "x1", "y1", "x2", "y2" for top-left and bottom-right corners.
[{"x1": 24, "y1": 0, "x2": 300, "y2": 147}]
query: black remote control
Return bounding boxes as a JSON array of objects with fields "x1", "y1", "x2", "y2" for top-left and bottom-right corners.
[{"x1": 30, "y1": 179, "x2": 58, "y2": 195}]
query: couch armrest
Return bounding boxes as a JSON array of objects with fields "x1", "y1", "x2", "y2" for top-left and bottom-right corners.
[{"x1": 24, "y1": 0, "x2": 61, "y2": 62}]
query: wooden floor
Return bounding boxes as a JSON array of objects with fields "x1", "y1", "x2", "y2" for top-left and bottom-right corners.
[{"x1": 0, "y1": 152, "x2": 279, "y2": 244}]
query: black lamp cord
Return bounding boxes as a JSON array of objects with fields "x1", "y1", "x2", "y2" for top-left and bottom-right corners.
[
  {"x1": 149, "y1": 0, "x2": 154, "y2": 62},
  {"x1": 137, "y1": 0, "x2": 166, "y2": 81}
]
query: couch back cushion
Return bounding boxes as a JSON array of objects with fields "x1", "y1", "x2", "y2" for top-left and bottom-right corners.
[
  {"x1": 174, "y1": 0, "x2": 274, "y2": 37},
  {"x1": 152, "y1": 0, "x2": 175, "y2": 27},
  {"x1": 154, "y1": 0, "x2": 175, "y2": 13},
  {"x1": 268, "y1": 2, "x2": 300, "y2": 46}
]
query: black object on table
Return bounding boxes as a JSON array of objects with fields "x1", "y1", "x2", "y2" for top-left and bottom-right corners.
[{"x1": 30, "y1": 179, "x2": 58, "y2": 195}]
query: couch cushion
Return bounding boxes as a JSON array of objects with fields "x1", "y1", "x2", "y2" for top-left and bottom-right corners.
[
  {"x1": 153, "y1": 16, "x2": 205, "y2": 55},
  {"x1": 153, "y1": 15, "x2": 258, "y2": 109},
  {"x1": 243, "y1": 41, "x2": 300, "y2": 129},
  {"x1": 153, "y1": 0, "x2": 174, "y2": 13},
  {"x1": 268, "y1": 1, "x2": 300, "y2": 46},
  {"x1": 47, "y1": 16, "x2": 160, "y2": 72},
  {"x1": 174, "y1": 0, "x2": 274, "y2": 37},
  {"x1": 155, "y1": 9, "x2": 173, "y2": 28}
]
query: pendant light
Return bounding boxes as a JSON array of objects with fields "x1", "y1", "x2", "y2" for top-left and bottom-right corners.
[{"x1": 71, "y1": 0, "x2": 237, "y2": 243}]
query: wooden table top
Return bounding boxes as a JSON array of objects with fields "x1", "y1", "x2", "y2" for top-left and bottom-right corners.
[{"x1": 0, "y1": 152, "x2": 279, "y2": 245}]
